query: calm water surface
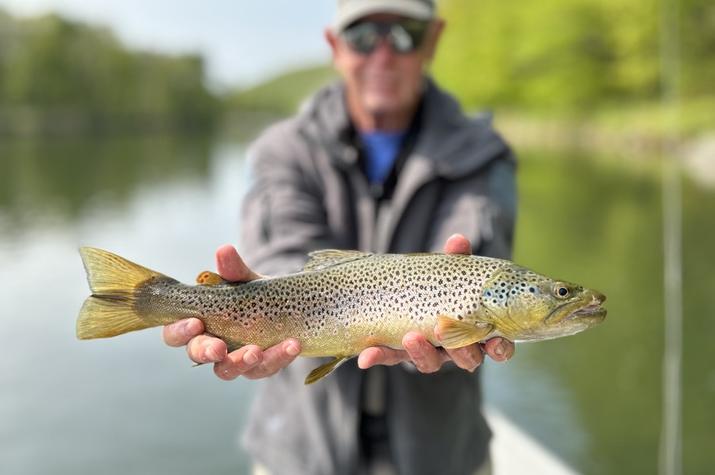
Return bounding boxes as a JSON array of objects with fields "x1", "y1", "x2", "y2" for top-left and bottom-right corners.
[{"x1": 1, "y1": 136, "x2": 713, "y2": 474}]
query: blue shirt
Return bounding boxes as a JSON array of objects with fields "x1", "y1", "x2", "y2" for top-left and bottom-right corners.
[{"x1": 359, "y1": 130, "x2": 406, "y2": 185}]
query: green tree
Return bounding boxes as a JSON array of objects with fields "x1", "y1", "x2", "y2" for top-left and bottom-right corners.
[
  {"x1": 433, "y1": 0, "x2": 712, "y2": 112},
  {"x1": 0, "y1": 9, "x2": 219, "y2": 135}
]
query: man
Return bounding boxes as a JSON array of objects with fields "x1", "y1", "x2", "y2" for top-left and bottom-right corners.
[{"x1": 163, "y1": 1, "x2": 517, "y2": 473}]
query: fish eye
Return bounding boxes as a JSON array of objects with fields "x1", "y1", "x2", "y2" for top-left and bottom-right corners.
[{"x1": 554, "y1": 285, "x2": 570, "y2": 298}]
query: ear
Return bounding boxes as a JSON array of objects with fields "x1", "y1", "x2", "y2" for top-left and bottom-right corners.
[
  {"x1": 324, "y1": 27, "x2": 340, "y2": 60},
  {"x1": 422, "y1": 19, "x2": 445, "y2": 62}
]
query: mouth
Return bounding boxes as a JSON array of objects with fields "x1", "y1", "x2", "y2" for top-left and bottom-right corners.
[
  {"x1": 566, "y1": 303, "x2": 607, "y2": 322},
  {"x1": 546, "y1": 292, "x2": 607, "y2": 325},
  {"x1": 565, "y1": 293, "x2": 607, "y2": 323}
]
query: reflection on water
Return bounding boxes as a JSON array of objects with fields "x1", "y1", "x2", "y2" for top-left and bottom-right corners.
[
  {"x1": 0, "y1": 137, "x2": 713, "y2": 474},
  {"x1": 485, "y1": 151, "x2": 715, "y2": 473},
  {"x1": 0, "y1": 136, "x2": 255, "y2": 475},
  {"x1": 0, "y1": 136, "x2": 212, "y2": 233}
]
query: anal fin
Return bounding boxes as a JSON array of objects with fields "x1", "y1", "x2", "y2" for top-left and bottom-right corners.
[
  {"x1": 436, "y1": 316, "x2": 494, "y2": 349},
  {"x1": 304, "y1": 356, "x2": 350, "y2": 385}
]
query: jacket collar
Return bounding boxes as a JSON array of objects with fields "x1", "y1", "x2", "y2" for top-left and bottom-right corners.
[{"x1": 297, "y1": 77, "x2": 511, "y2": 179}]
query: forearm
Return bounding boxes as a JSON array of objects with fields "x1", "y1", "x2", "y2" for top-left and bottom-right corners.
[{"x1": 239, "y1": 151, "x2": 337, "y2": 277}]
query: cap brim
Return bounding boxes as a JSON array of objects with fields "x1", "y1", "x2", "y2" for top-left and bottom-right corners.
[{"x1": 334, "y1": 1, "x2": 434, "y2": 31}]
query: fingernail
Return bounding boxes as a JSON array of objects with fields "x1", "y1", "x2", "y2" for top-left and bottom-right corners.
[
  {"x1": 357, "y1": 353, "x2": 370, "y2": 369},
  {"x1": 285, "y1": 341, "x2": 300, "y2": 356},
  {"x1": 494, "y1": 341, "x2": 505, "y2": 357},
  {"x1": 243, "y1": 350, "x2": 259, "y2": 365}
]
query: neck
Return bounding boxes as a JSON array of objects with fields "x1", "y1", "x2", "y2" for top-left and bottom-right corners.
[{"x1": 346, "y1": 94, "x2": 419, "y2": 133}]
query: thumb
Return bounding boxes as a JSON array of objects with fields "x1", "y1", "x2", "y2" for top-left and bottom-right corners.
[
  {"x1": 444, "y1": 234, "x2": 472, "y2": 255},
  {"x1": 215, "y1": 244, "x2": 262, "y2": 282}
]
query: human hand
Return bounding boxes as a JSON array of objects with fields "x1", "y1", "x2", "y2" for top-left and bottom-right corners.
[
  {"x1": 357, "y1": 234, "x2": 516, "y2": 373},
  {"x1": 162, "y1": 244, "x2": 301, "y2": 381}
]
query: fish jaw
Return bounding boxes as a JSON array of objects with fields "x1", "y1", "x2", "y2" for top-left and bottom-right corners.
[
  {"x1": 530, "y1": 288, "x2": 607, "y2": 340},
  {"x1": 562, "y1": 291, "x2": 607, "y2": 323},
  {"x1": 546, "y1": 289, "x2": 606, "y2": 324}
]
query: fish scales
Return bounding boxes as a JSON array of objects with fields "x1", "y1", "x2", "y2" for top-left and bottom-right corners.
[
  {"x1": 138, "y1": 253, "x2": 505, "y2": 356},
  {"x1": 76, "y1": 248, "x2": 606, "y2": 384}
]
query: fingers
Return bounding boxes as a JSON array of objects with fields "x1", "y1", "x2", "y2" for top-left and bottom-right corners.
[
  {"x1": 241, "y1": 339, "x2": 301, "y2": 380},
  {"x1": 402, "y1": 332, "x2": 449, "y2": 373},
  {"x1": 177, "y1": 334, "x2": 301, "y2": 380},
  {"x1": 481, "y1": 337, "x2": 515, "y2": 362},
  {"x1": 213, "y1": 345, "x2": 263, "y2": 380},
  {"x1": 163, "y1": 246, "x2": 262, "y2": 380},
  {"x1": 162, "y1": 318, "x2": 204, "y2": 347},
  {"x1": 444, "y1": 234, "x2": 472, "y2": 255},
  {"x1": 443, "y1": 345, "x2": 485, "y2": 372},
  {"x1": 164, "y1": 318, "x2": 227, "y2": 366},
  {"x1": 215, "y1": 244, "x2": 262, "y2": 282},
  {"x1": 187, "y1": 334, "x2": 228, "y2": 364},
  {"x1": 434, "y1": 323, "x2": 485, "y2": 372},
  {"x1": 357, "y1": 346, "x2": 410, "y2": 369}
]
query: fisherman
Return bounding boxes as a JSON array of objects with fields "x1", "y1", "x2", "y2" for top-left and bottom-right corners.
[{"x1": 163, "y1": 1, "x2": 517, "y2": 473}]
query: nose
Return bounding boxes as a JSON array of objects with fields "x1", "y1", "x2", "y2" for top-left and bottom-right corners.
[{"x1": 369, "y1": 39, "x2": 397, "y2": 62}]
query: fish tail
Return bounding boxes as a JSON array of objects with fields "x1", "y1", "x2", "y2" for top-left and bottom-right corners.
[{"x1": 77, "y1": 247, "x2": 168, "y2": 339}]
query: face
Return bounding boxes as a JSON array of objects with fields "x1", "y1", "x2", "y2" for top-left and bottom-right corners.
[{"x1": 325, "y1": 13, "x2": 444, "y2": 122}]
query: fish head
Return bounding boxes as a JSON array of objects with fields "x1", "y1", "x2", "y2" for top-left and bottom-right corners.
[{"x1": 480, "y1": 264, "x2": 606, "y2": 341}]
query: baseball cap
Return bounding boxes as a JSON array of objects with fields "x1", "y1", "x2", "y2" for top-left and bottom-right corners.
[{"x1": 334, "y1": 0, "x2": 436, "y2": 32}]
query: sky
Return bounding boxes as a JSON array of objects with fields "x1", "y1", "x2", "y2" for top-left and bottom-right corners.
[{"x1": 0, "y1": 0, "x2": 337, "y2": 89}]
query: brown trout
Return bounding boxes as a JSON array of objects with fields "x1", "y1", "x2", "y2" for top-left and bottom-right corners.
[{"x1": 77, "y1": 247, "x2": 606, "y2": 384}]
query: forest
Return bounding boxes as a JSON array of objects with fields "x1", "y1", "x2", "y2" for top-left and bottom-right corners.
[{"x1": 0, "y1": 9, "x2": 219, "y2": 135}]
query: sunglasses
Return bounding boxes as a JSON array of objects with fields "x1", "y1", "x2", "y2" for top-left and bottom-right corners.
[{"x1": 341, "y1": 19, "x2": 430, "y2": 55}]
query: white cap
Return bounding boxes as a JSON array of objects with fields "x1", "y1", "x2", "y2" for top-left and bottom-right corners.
[{"x1": 334, "y1": 0, "x2": 436, "y2": 31}]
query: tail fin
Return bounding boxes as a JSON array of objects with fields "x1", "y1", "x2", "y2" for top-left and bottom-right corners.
[{"x1": 77, "y1": 247, "x2": 167, "y2": 339}]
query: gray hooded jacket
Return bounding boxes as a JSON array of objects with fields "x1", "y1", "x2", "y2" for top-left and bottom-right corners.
[{"x1": 240, "y1": 79, "x2": 517, "y2": 475}]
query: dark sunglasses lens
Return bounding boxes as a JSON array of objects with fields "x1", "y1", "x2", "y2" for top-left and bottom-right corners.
[
  {"x1": 388, "y1": 24, "x2": 415, "y2": 53},
  {"x1": 343, "y1": 20, "x2": 428, "y2": 55},
  {"x1": 343, "y1": 23, "x2": 380, "y2": 54},
  {"x1": 398, "y1": 20, "x2": 428, "y2": 50}
]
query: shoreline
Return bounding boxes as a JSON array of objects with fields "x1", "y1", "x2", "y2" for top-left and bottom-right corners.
[{"x1": 495, "y1": 115, "x2": 715, "y2": 188}]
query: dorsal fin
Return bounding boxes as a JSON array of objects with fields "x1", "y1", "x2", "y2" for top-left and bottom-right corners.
[
  {"x1": 196, "y1": 270, "x2": 228, "y2": 286},
  {"x1": 303, "y1": 249, "x2": 372, "y2": 272}
]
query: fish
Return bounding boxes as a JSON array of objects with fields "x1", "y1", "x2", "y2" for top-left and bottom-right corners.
[{"x1": 76, "y1": 247, "x2": 606, "y2": 384}]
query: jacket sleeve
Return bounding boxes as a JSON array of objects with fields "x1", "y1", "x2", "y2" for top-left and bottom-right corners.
[
  {"x1": 239, "y1": 123, "x2": 338, "y2": 276},
  {"x1": 476, "y1": 153, "x2": 517, "y2": 260}
]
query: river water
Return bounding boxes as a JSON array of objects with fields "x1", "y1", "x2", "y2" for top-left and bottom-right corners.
[{"x1": 1, "y1": 135, "x2": 713, "y2": 474}]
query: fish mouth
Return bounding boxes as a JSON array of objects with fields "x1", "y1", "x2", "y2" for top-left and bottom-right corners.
[
  {"x1": 546, "y1": 292, "x2": 607, "y2": 325},
  {"x1": 565, "y1": 292, "x2": 607, "y2": 323},
  {"x1": 566, "y1": 303, "x2": 607, "y2": 322}
]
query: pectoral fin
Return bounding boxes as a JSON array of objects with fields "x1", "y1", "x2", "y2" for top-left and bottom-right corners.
[
  {"x1": 196, "y1": 271, "x2": 227, "y2": 286},
  {"x1": 436, "y1": 316, "x2": 494, "y2": 349},
  {"x1": 304, "y1": 356, "x2": 351, "y2": 385}
]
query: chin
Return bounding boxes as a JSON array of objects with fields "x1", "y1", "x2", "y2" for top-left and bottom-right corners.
[{"x1": 363, "y1": 95, "x2": 407, "y2": 116}]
